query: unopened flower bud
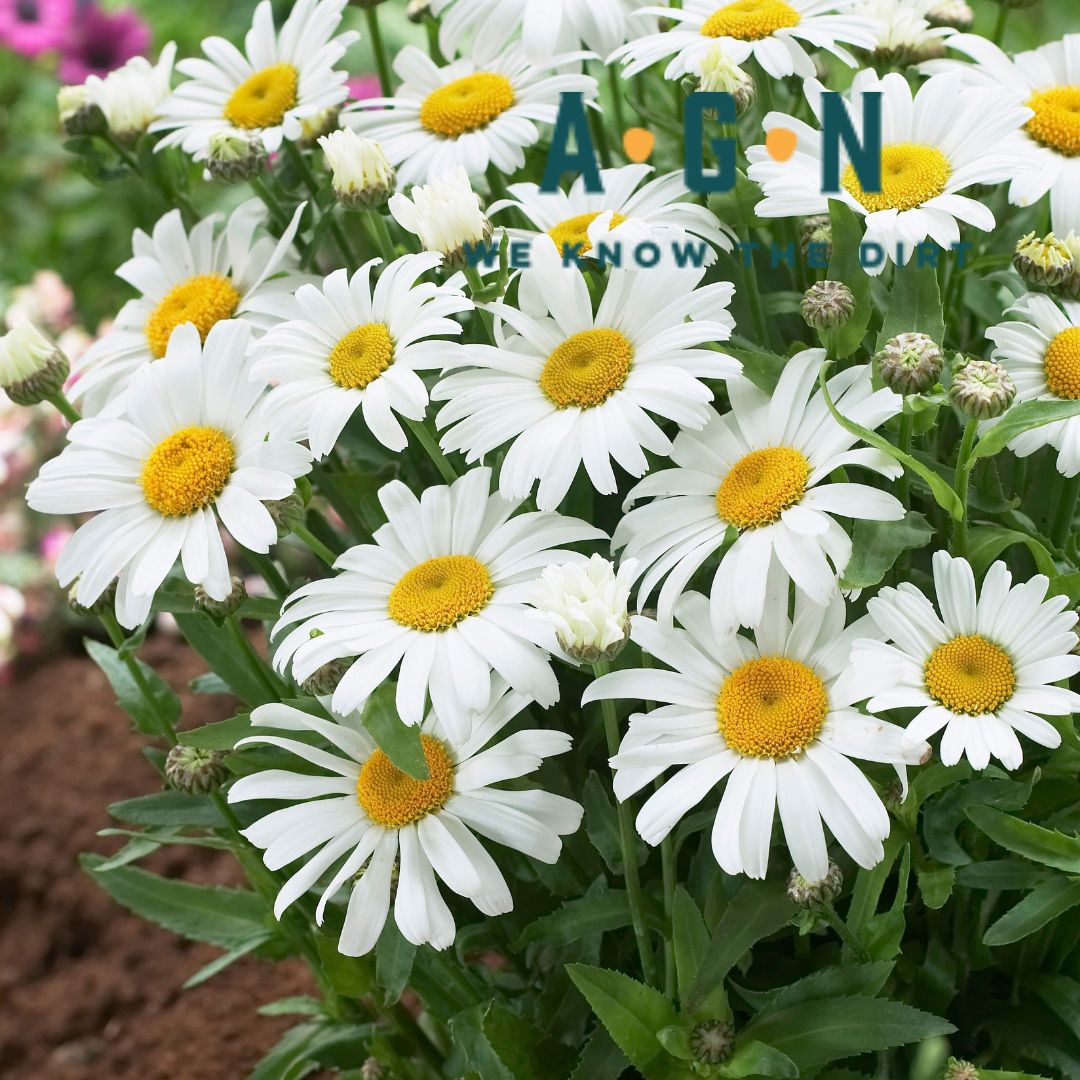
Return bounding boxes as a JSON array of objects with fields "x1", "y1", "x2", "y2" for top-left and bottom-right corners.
[
  {"x1": 799, "y1": 214, "x2": 832, "y2": 261},
  {"x1": 787, "y1": 861, "x2": 843, "y2": 908},
  {"x1": 194, "y1": 575, "x2": 247, "y2": 619},
  {"x1": 1013, "y1": 231, "x2": 1074, "y2": 287},
  {"x1": 265, "y1": 490, "x2": 306, "y2": 539},
  {"x1": 58, "y1": 84, "x2": 106, "y2": 136},
  {"x1": 301, "y1": 656, "x2": 354, "y2": 697},
  {"x1": 697, "y1": 45, "x2": 755, "y2": 116},
  {"x1": 319, "y1": 129, "x2": 396, "y2": 208},
  {"x1": 68, "y1": 578, "x2": 116, "y2": 617},
  {"x1": 0, "y1": 323, "x2": 70, "y2": 406},
  {"x1": 690, "y1": 1020, "x2": 735, "y2": 1066},
  {"x1": 406, "y1": 0, "x2": 431, "y2": 21},
  {"x1": 801, "y1": 280, "x2": 855, "y2": 331},
  {"x1": 165, "y1": 745, "x2": 229, "y2": 794},
  {"x1": 360, "y1": 1058, "x2": 384, "y2": 1080},
  {"x1": 388, "y1": 167, "x2": 492, "y2": 268},
  {"x1": 943, "y1": 1059, "x2": 980, "y2": 1080},
  {"x1": 876, "y1": 332, "x2": 944, "y2": 395},
  {"x1": 205, "y1": 131, "x2": 268, "y2": 183},
  {"x1": 951, "y1": 359, "x2": 1016, "y2": 420},
  {"x1": 1061, "y1": 233, "x2": 1080, "y2": 300},
  {"x1": 927, "y1": 0, "x2": 974, "y2": 30},
  {"x1": 299, "y1": 107, "x2": 341, "y2": 146}
]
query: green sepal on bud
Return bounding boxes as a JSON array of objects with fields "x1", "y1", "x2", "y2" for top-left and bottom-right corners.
[
  {"x1": 68, "y1": 578, "x2": 117, "y2": 618},
  {"x1": 266, "y1": 489, "x2": 307, "y2": 539},
  {"x1": 319, "y1": 129, "x2": 397, "y2": 209},
  {"x1": 58, "y1": 85, "x2": 107, "y2": 137},
  {"x1": 301, "y1": 656, "x2": 354, "y2": 696},
  {"x1": 0, "y1": 323, "x2": 70, "y2": 407},
  {"x1": 801, "y1": 280, "x2": 855, "y2": 331},
  {"x1": 787, "y1": 861, "x2": 843, "y2": 908},
  {"x1": 165, "y1": 744, "x2": 229, "y2": 795},
  {"x1": 205, "y1": 131, "x2": 268, "y2": 183},
  {"x1": 942, "y1": 1058, "x2": 980, "y2": 1080},
  {"x1": 875, "y1": 332, "x2": 944, "y2": 395},
  {"x1": 926, "y1": 0, "x2": 974, "y2": 30},
  {"x1": 194, "y1": 575, "x2": 247, "y2": 619},
  {"x1": 799, "y1": 214, "x2": 832, "y2": 261},
  {"x1": 1013, "y1": 231, "x2": 1074, "y2": 287},
  {"x1": 406, "y1": 0, "x2": 431, "y2": 21},
  {"x1": 950, "y1": 358, "x2": 1016, "y2": 420}
]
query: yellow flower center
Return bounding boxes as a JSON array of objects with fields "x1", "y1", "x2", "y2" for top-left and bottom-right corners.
[
  {"x1": 329, "y1": 323, "x2": 394, "y2": 390},
  {"x1": 539, "y1": 328, "x2": 634, "y2": 409},
  {"x1": 547, "y1": 211, "x2": 628, "y2": 256},
  {"x1": 1044, "y1": 326, "x2": 1080, "y2": 400},
  {"x1": 144, "y1": 274, "x2": 241, "y2": 360},
  {"x1": 841, "y1": 143, "x2": 952, "y2": 214},
  {"x1": 924, "y1": 635, "x2": 1016, "y2": 716},
  {"x1": 388, "y1": 555, "x2": 494, "y2": 632},
  {"x1": 715, "y1": 446, "x2": 810, "y2": 529},
  {"x1": 718, "y1": 656, "x2": 828, "y2": 759},
  {"x1": 223, "y1": 63, "x2": 299, "y2": 129},
  {"x1": 419, "y1": 72, "x2": 515, "y2": 138},
  {"x1": 139, "y1": 426, "x2": 235, "y2": 517},
  {"x1": 356, "y1": 734, "x2": 454, "y2": 828},
  {"x1": 1026, "y1": 86, "x2": 1080, "y2": 157},
  {"x1": 701, "y1": 0, "x2": 801, "y2": 40}
]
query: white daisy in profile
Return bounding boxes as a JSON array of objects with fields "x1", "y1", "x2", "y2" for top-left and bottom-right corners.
[
  {"x1": 850, "y1": 551, "x2": 1080, "y2": 771},
  {"x1": 854, "y1": 0, "x2": 954, "y2": 64},
  {"x1": 229, "y1": 689, "x2": 583, "y2": 955},
  {"x1": 253, "y1": 254, "x2": 472, "y2": 458},
  {"x1": 610, "y1": 0, "x2": 879, "y2": 81},
  {"x1": 434, "y1": 240, "x2": 741, "y2": 512},
  {"x1": 921, "y1": 34, "x2": 1080, "y2": 232},
  {"x1": 342, "y1": 43, "x2": 598, "y2": 187},
  {"x1": 272, "y1": 466, "x2": 605, "y2": 739},
  {"x1": 27, "y1": 322, "x2": 313, "y2": 629},
  {"x1": 584, "y1": 583, "x2": 929, "y2": 883},
  {"x1": 490, "y1": 163, "x2": 734, "y2": 266},
  {"x1": 71, "y1": 200, "x2": 308, "y2": 416},
  {"x1": 150, "y1": 0, "x2": 359, "y2": 160},
  {"x1": 613, "y1": 350, "x2": 903, "y2": 637},
  {"x1": 747, "y1": 71, "x2": 1031, "y2": 275},
  {"x1": 984, "y1": 293, "x2": 1080, "y2": 477}
]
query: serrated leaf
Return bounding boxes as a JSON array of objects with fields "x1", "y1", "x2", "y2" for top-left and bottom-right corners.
[
  {"x1": 967, "y1": 805, "x2": 1080, "y2": 873},
  {"x1": 179, "y1": 713, "x2": 257, "y2": 751},
  {"x1": 248, "y1": 1021, "x2": 377, "y2": 1080},
  {"x1": 361, "y1": 682, "x2": 428, "y2": 780},
  {"x1": 182, "y1": 932, "x2": 273, "y2": 989},
  {"x1": 94, "y1": 835, "x2": 161, "y2": 872},
  {"x1": 108, "y1": 790, "x2": 224, "y2": 828},
  {"x1": 924, "y1": 773, "x2": 1035, "y2": 866},
  {"x1": 583, "y1": 771, "x2": 624, "y2": 874},
  {"x1": 570, "y1": 1027, "x2": 628, "y2": 1080},
  {"x1": 736, "y1": 962, "x2": 895, "y2": 1013},
  {"x1": 672, "y1": 886, "x2": 715, "y2": 1012},
  {"x1": 972, "y1": 400, "x2": 1080, "y2": 462},
  {"x1": 967, "y1": 525, "x2": 1058, "y2": 578},
  {"x1": 375, "y1": 919, "x2": 416, "y2": 1006},
  {"x1": 514, "y1": 889, "x2": 634, "y2": 950},
  {"x1": 916, "y1": 863, "x2": 956, "y2": 910},
  {"x1": 722, "y1": 1040, "x2": 799, "y2": 1078},
  {"x1": 956, "y1": 860, "x2": 1055, "y2": 890},
  {"x1": 983, "y1": 877, "x2": 1080, "y2": 946},
  {"x1": 84, "y1": 637, "x2": 180, "y2": 737},
  {"x1": 875, "y1": 260, "x2": 944, "y2": 349},
  {"x1": 840, "y1": 512, "x2": 933, "y2": 589}
]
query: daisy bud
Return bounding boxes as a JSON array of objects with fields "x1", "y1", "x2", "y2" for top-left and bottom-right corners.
[
  {"x1": 299, "y1": 107, "x2": 342, "y2": 146},
  {"x1": 194, "y1": 575, "x2": 247, "y2": 619},
  {"x1": 787, "y1": 861, "x2": 843, "y2": 908},
  {"x1": 68, "y1": 578, "x2": 116, "y2": 618},
  {"x1": 697, "y1": 45, "x2": 755, "y2": 116},
  {"x1": 1061, "y1": 233, "x2": 1080, "y2": 300},
  {"x1": 58, "y1": 84, "x2": 106, "y2": 136},
  {"x1": 406, "y1": 0, "x2": 432, "y2": 21},
  {"x1": 876, "y1": 332, "x2": 944, "y2": 395},
  {"x1": 926, "y1": 1, "x2": 974, "y2": 30},
  {"x1": 361, "y1": 1059, "x2": 384, "y2": 1080},
  {"x1": 943, "y1": 1059, "x2": 980, "y2": 1080},
  {"x1": 951, "y1": 359, "x2": 1016, "y2": 420},
  {"x1": 301, "y1": 656, "x2": 354, "y2": 697},
  {"x1": 1013, "y1": 231, "x2": 1075, "y2": 288},
  {"x1": 690, "y1": 1020, "x2": 735, "y2": 1066},
  {"x1": 799, "y1": 214, "x2": 832, "y2": 261},
  {"x1": 319, "y1": 129, "x2": 397, "y2": 209},
  {"x1": 0, "y1": 323, "x2": 70, "y2": 406},
  {"x1": 801, "y1": 280, "x2": 855, "y2": 331},
  {"x1": 388, "y1": 167, "x2": 492, "y2": 268},
  {"x1": 532, "y1": 555, "x2": 634, "y2": 665},
  {"x1": 165, "y1": 745, "x2": 229, "y2": 795},
  {"x1": 204, "y1": 131, "x2": 268, "y2": 183},
  {"x1": 265, "y1": 490, "x2": 306, "y2": 539},
  {"x1": 87, "y1": 47, "x2": 177, "y2": 142}
]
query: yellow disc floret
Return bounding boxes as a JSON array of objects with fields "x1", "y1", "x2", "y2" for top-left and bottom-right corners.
[
  {"x1": 140, "y1": 426, "x2": 235, "y2": 517},
  {"x1": 718, "y1": 656, "x2": 829, "y2": 759},
  {"x1": 539, "y1": 328, "x2": 634, "y2": 409},
  {"x1": 716, "y1": 447, "x2": 810, "y2": 529},
  {"x1": 924, "y1": 634, "x2": 1016, "y2": 716},
  {"x1": 329, "y1": 323, "x2": 395, "y2": 389},
  {"x1": 145, "y1": 274, "x2": 241, "y2": 359},
  {"x1": 547, "y1": 211, "x2": 628, "y2": 256},
  {"x1": 701, "y1": 0, "x2": 801, "y2": 40},
  {"x1": 419, "y1": 72, "x2": 515, "y2": 138},
  {"x1": 224, "y1": 63, "x2": 299, "y2": 130},
  {"x1": 842, "y1": 144, "x2": 952, "y2": 214},
  {"x1": 388, "y1": 555, "x2": 494, "y2": 632},
  {"x1": 1026, "y1": 86, "x2": 1080, "y2": 157},
  {"x1": 1043, "y1": 326, "x2": 1080, "y2": 400},
  {"x1": 356, "y1": 734, "x2": 454, "y2": 828}
]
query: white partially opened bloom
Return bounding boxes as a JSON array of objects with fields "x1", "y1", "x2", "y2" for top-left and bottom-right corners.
[
  {"x1": 229, "y1": 689, "x2": 583, "y2": 955},
  {"x1": 854, "y1": 0, "x2": 954, "y2": 63},
  {"x1": 27, "y1": 321, "x2": 313, "y2": 629},
  {"x1": 585, "y1": 583, "x2": 928, "y2": 883},
  {"x1": 0, "y1": 323, "x2": 68, "y2": 406},
  {"x1": 319, "y1": 129, "x2": 396, "y2": 207},
  {"x1": 389, "y1": 168, "x2": 492, "y2": 264},
  {"x1": 850, "y1": 551, "x2": 1080, "y2": 771},
  {"x1": 83, "y1": 43, "x2": 177, "y2": 139}
]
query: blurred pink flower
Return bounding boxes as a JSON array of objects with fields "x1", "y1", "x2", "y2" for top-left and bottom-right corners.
[
  {"x1": 58, "y1": 3, "x2": 149, "y2": 83},
  {"x1": 39, "y1": 525, "x2": 71, "y2": 567},
  {"x1": 348, "y1": 74, "x2": 381, "y2": 102},
  {"x1": 5, "y1": 270, "x2": 75, "y2": 333},
  {"x1": 0, "y1": 0, "x2": 74, "y2": 58}
]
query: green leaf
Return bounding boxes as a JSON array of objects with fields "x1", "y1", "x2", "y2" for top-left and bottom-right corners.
[
  {"x1": 248, "y1": 1021, "x2": 377, "y2": 1080},
  {"x1": 515, "y1": 889, "x2": 634, "y2": 950},
  {"x1": 182, "y1": 932, "x2": 273, "y2": 989},
  {"x1": 826, "y1": 203, "x2": 873, "y2": 359},
  {"x1": 1029, "y1": 974, "x2": 1080, "y2": 1044},
  {"x1": 361, "y1": 682, "x2": 428, "y2": 780},
  {"x1": 721, "y1": 1041, "x2": 799, "y2": 1078},
  {"x1": 924, "y1": 773, "x2": 1035, "y2": 866},
  {"x1": 174, "y1": 612, "x2": 275, "y2": 707},
  {"x1": 84, "y1": 637, "x2": 180, "y2": 737},
  {"x1": 736, "y1": 962, "x2": 895, "y2": 1013},
  {"x1": 916, "y1": 863, "x2": 956, "y2": 910},
  {"x1": 979, "y1": 1072, "x2": 1053, "y2": 1079},
  {"x1": 583, "y1": 771, "x2": 625, "y2": 874},
  {"x1": 81, "y1": 853, "x2": 268, "y2": 949},
  {"x1": 375, "y1": 919, "x2": 416, "y2": 1006},
  {"x1": 484, "y1": 1005, "x2": 577, "y2": 1080},
  {"x1": 840, "y1": 512, "x2": 934, "y2": 589},
  {"x1": 570, "y1": 1027, "x2": 628, "y2": 1080},
  {"x1": 258, "y1": 997, "x2": 324, "y2": 1018},
  {"x1": 983, "y1": 877, "x2": 1080, "y2": 946},
  {"x1": 741, "y1": 997, "x2": 954, "y2": 1070},
  {"x1": 94, "y1": 835, "x2": 161, "y2": 872},
  {"x1": 107, "y1": 790, "x2": 224, "y2": 828},
  {"x1": 725, "y1": 341, "x2": 788, "y2": 394},
  {"x1": 967, "y1": 525, "x2": 1058, "y2": 578},
  {"x1": 956, "y1": 860, "x2": 1056, "y2": 891},
  {"x1": 708, "y1": 170, "x2": 763, "y2": 229},
  {"x1": 179, "y1": 713, "x2": 257, "y2": 751},
  {"x1": 875, "y1": 260, "x2": 944, "y2": 349},
  {"x1": 971, "y1": 400, "x2": 1080, "y2": 463},
  {"x1": 671, "y1": 886, "x2": 715, "y2": 1011},
  {"x1": 566, "y1": 964, "x2": 684, "y2": 1080},
  {"x1": 1048, "y1": 571, "x2": 1080, "y2": 604},
  {"x1": 967, "y1": 805, "x2": 1080, "y2": 873}
]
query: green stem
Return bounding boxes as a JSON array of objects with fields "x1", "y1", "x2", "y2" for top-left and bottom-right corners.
[
  {"x1": 225, "y1": 614, "x2": 282, "y2": 701},
  {"x1": 991, "y1": 3, "x2": 1009, "y2": 47},
  {"x1": 283, "y1": 140, "x2": 357, "y2": 268},
  {"x1": 294, "y1": 523, "x2": 339, "y2": 568},
  {"x1": 607, "y1": 65, "x2": 626, "y2": 147},
  {"x1": 952, "y1": 419, "x2": 979, "y2": 558},
  {"x1": 820, "y1": 901, "x2": 870, "y2": 963},
  {"x1": 100, "y1": 611, "x2": 178, "y2": 747},
  {"x1": 897, "y1": 410, "x2": 913, "y2": 507},
  {"x1": 406, "y1": 417, "x2": 458, "y2": 484},
  {"x1": 594, "y1": 660, "x2": 658, "y2": 988},
  {"x1": 1052, "y1": 475, "x2": 1080, "y2": 549},
  {"x1": 246, "y1": 551, "x2": 289, "y2": 599},
  {"x1": 589, "y1": 104, "x2": 612, "y2": 169},
  {"x1": 365, "y1": 6, "x2": 393, "y2": 97},
  {"x1": 251, "y1": 174, "x2": 299, "y2": 241},
  {"x1": 47, "y1": 391, "x2": 81, "y2": 425},
  {"x1": 658, "y1": 798, "x2": 676, "y2": 999}
]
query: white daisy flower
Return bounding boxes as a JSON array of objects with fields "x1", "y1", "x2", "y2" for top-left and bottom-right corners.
[
  {"x1": 434, "y1": 240, "x2": 741, "y2": 512},
  {"x1": 610, "y1": 0, "x2": 880, "y2": 81},
  {"x1": 613, "y1": 349, "x2": 904, "y2": 637},
  {"x1": 229, "y1": 688, "x2": 583, "y2": 955},
  {"x1": 490, "y1": 163, "x2": 735, "y2": 266},
  {"x1": 921, "y1": 34, "x2": 1080, "y2": 233},
  {"x1": 984, "y1": 293, "x2": 1080, "y2": 477},
  {"x1": 149, "y1": 0, "x2": 359, "y2": 160},
  {"x1": 584, "y1": 583, "x2": 929, "y2": 883},
  {"x1": 855, "y1": 0, "x2": 954, "y2": 62},
  {"x1": 342, "y1": 43, "x2": 598, "y2": 187},
  {"x1": 272, "y1": 466, "x2": 605, "y2": 739},
  {"x1": 387, "y1": 167, "x2": 493, "y2": 264},
  {"x1": 27, "y1": 321, "x2": 313, "y2": 629},
  {"x1": 70, "y1": 200, "x2": 308, "y2": 416},
  {"x1": 252, "y1": 254, "x2": 472, "y2": 458},
  {"x1": 746, "y1": 70, "x2": 1031, "y2": 276},
  {"x1": 850, "y1": 551, "x2": 1080, "y2": 771},
  {"x1": 81, "y1": 42, "x2": 177, "y2": 140}
]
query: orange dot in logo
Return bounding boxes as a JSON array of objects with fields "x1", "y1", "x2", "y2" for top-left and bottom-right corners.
[
  {"x1": 766, "y1": 127, "x2": 798, "y2": 163},
  {"x1": 623, "y1": 127, "x2": 655, "y2": 164}
]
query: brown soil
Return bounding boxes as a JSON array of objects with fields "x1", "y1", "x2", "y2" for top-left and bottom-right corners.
[{"x1": 0, "y1": 637, "x2": 316, "y2": 1079}]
